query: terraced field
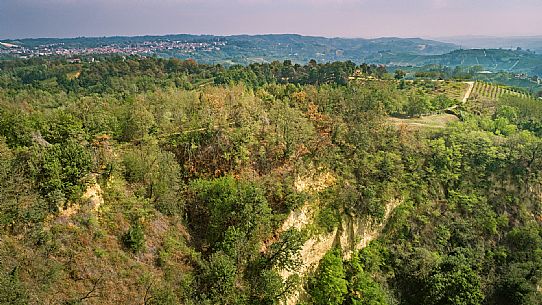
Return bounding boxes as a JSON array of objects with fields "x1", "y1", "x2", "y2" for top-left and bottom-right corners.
[{"x1": 469, "y1": 81, "x2": 533, "y2": 101}]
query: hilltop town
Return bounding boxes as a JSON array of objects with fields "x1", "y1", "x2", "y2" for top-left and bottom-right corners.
[{"x1": 0, "y1": 38, "x2": 225, "y2": 58}]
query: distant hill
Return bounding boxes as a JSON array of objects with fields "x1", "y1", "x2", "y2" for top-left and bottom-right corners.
[
  {"x1": 436, "y1": 36, "x2": 542, "y2": 53},
  {"x1": 217, "y1": 35, "x2": 458, "y2": 63},
  {"x1": 5, "y1": 34, "x2": 542, "y2": 77},
  {"x1": 368, "y1": 48, "x2": 542, "y2": 76},
  {"x1": 3, "y1": 34, "x2": 458, "y2": 64}
]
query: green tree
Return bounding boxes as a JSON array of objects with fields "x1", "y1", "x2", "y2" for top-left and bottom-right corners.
[
  {"x1": 424, "y1": 256, "x2": 484, "y2": 305},
  {"x1": 41, "y1": 111, "x2": 85, "y2": 144},
  {"x1": 189, "y1": 176, "x2": 272, "y2": 247},
  {"x1": 309, "y1": 249, "x2": 348, "y2": 305},
  {"x1": 27, "y1": 140, "x2": 92, "y2": 211},
  {"x1": 251, "y1": 269, "x2": 299, "y2": 305},
  {"x1": 346, "y1": 253, "x2": 388, "y2": 305},
  {"x1": 0, "y1": 106, "x2": 33, "y2": 147},
  {"x1": 203, "y1": 251, "x2": 242, "y2": 304},
  {"x1": 263, "y1": 229, "x2": 303, "y2": 271},
  {"x1": 123, "y1": 222, "x2": 145, "y2": 253},
  {"x1": 394, "y1": 70, "x2": 406, "y2": 80},
  {"x1": 405, "y1": 94, "x2": 431, "y2": 117},
  {"x1": 0, "y1": 268, "x2": 28, "y2": 305},
  {"x1": 122, "y1": 100, "x2": 155, "y2": 141},
  {"x1": 123, "y1": 144, "x2": 182, "y2": 215}
]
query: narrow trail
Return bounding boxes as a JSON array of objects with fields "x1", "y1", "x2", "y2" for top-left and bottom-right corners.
[
  {"x1": 509, "y1": 60, "x2": 520, "y2": 71},
  {"x1": 462, "y1": 81, "x2": 475, "y2": 103},
  {"x1": 447, "y1": 81, "x2": 474, "y2": 111},
  {"x1": 389, "y1": 81, "x2": 473, "y2": 130}
]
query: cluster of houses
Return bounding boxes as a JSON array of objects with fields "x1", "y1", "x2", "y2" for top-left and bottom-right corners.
[{"x1": 0, "y1": 39, "x2": 226, "y2": 59}]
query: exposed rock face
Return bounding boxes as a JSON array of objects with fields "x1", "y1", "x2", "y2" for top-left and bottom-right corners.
[
  {"x1": 293, "y1": 172, "x2": 336, "y2": 194},
  {"x1": 280, "y1": 229, "x2": 338, "y2": 305},
  {"x1": 58, "y1": 174, "x2": 104, "y2": 220},
  {"x1": 338, "y1": 199, "x2": 401, "y2": 260},
  {"x1": 82, "y1": 174, "x2": 104, "y2": 212},
  {"x1": 277, "y1": 172, "x2": 402, "y2": 305}
]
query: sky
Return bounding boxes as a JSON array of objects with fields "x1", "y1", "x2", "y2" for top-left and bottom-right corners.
[{"x1": 1, "y1": 0, "x2": 542, "y2": 39}]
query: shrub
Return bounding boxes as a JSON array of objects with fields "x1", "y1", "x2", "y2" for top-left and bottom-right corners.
[
  {"x1": 123, "y1": 223, "x2": 145, "y2": 253},
  {"x1": 309, "y1": 249, "x2": 348, "y2": 305}
]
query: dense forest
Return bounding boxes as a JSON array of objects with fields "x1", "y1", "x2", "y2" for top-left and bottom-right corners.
[{"x1": 0, "y1": 57, "x2": 541, "y2": 305}]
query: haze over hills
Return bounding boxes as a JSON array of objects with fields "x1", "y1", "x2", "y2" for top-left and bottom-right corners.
[
  {"x1": 4, "y1": 33, "x2": 542, "y2": 77},
  {"x1": 0, "y1": 34, "x2": 458, "y2": 64},
  {"x1": 436, "y1": 35, "x2": 542, "y2": 53},
  {"x1": 369, "y1": 48, "x2": 542, "y2": 77}
]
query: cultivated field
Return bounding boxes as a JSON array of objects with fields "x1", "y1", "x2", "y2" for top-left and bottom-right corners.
[{"x1": 469, "y1": 81, "x2": 533, "y2": 101}]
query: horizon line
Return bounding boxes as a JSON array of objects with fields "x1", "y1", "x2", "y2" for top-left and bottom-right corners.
[{"x1": 2, "y1": 32, "x2": 542, "y2": 42}]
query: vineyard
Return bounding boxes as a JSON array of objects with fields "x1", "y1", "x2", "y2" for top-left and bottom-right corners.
[{"x1": 469, "y1": 81, "x2": 533, "y2": 101}]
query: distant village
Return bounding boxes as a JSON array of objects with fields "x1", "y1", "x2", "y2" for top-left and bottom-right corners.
[
  {"x1": 0, "y1": 40, "x2": 226, "y2": 59},
  {"x1": 1, "y1": 39, "x2": 541, "y2": 90}
]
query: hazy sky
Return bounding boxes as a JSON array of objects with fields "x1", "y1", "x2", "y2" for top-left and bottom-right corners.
[{"x1": 1, "y1": 0, "x2": 542, "y2": 39}]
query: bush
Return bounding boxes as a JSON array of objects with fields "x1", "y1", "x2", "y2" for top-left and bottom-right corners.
[
  {"x1": 189, "y1": 176, "x2": 272, "y2": 246},
  {"x1": 309, "y1": 249, "x2": 348, "y2": 305},
  {"x1": 405, "y1": 94, "x2": 431, "y2": 117},
  {"x1": 122, "y1": 145, "x2": 182, "y2": 216},
  {"x1": 21, "y1": 140, "x2": 92, "y2": 212},
  {"x1": 123, "y1": 223, "x2": 145, "y2": 253},
  {"x1": 316, "y1": 205, "x2": 340, "y2": 233},
  {"x1": 0, "y1": 269, "x2": 28, "y2": 305}
]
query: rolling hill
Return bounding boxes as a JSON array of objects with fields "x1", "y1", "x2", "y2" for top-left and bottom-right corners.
[
  {"x1": 437, "y1": 35, "x2": 542, "y2": 53},
  {"x1": 5, "y1": 34, "x2": 542, "y2": 77},
  {"x1": 3, "y1": 34, "x2": 459, "y2": 64},
  {"x1": 369, "y1": 48, "x2": 542, "y2": 76}
]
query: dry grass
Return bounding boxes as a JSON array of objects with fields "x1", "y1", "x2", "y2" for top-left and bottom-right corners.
[
  {"x1": 67, "y1": 71, "x2": 81, "y2": 80},
  {"x1": 388, "y1": 113, "x2": 459, "y2": 130}
]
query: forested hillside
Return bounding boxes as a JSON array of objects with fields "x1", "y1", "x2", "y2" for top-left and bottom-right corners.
[{"x1": 0, "y1": 57, "x2": 541, "y2": 305}]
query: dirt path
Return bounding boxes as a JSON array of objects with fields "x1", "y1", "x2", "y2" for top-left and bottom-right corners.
[
  {"x1": 444, "y1": 81, "x2": 474, "y2": 112},
  {"x1": 388, "y1": 81, "x2": 473, "y2": 130},
  {"x1": 462, "y1": 81, "x2": 475, "y2": 103}
]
